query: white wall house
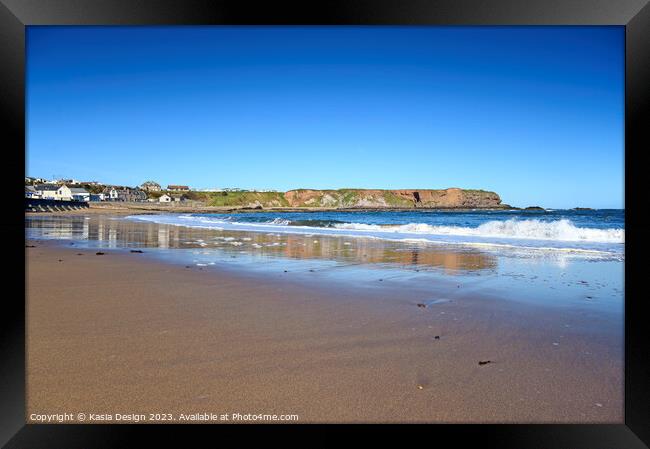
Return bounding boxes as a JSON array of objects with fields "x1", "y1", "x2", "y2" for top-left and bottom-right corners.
[
  {"x1": 35, "y1": 184, "x2": 72, "y2": 200},
  {"x1": 159, "y1": 194, "x2": 172, "y2": 203},
  {"x1": 70, "y1": 187, "x2": 90, "y2": 202}
]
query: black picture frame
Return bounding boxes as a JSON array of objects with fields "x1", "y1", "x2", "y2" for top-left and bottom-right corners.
[{"x1": 3, "y1": 0, "x2": 648, "y2": 447}]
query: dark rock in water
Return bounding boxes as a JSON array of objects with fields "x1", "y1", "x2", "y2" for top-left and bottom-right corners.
[
  {"x1": 130, "y1": 250, "x2": 144, "y2": 253},
  {"x1": 478, "y1": 360, "x2": 491, "y2": 366},
  {"x1": 95, "y1": 252, "x2": 105, "y2": 255},
  {"x1": 417, "y1": 303, "x2": 427, "y2": 308},
  {"x1": 573, "y1": 207, "x2": 594, "y2": 211},
  {"x1": 283, "y1": 270, "x2": 288, "y2": 273},
  {"x1": 524, "y1": 206, "x2": 545, "y2": 211},
  {"x1": 379, "y1": 279, "x2": 383, "y2": 282},
  {"x1": 309, "y1": 269, "x2": 315, "y2": 272}
]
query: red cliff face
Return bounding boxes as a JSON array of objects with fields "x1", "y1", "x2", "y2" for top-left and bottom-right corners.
[
  {"x1": 282, "y1": 188, "x2": 503, "y2": 208},
  {"x1": 392, "y1": 188, "x2": 502, "y2": 208}
]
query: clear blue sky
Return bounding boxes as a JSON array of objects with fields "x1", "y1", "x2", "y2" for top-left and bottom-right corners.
[{"x1": 27, "y1": 26, "x2": 624, "y2": 208}]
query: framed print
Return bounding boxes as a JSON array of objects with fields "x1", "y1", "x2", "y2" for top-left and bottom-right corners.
[{"x1": 2, "y1": 0, "x2": 649, "y2": 447}]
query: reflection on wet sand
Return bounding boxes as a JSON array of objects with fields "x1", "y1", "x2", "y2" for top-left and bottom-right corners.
[{"x1": 26, "y1": 215, "x2": 498, "y2": 274}]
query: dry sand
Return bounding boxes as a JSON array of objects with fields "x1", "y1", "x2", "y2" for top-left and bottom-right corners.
[{"x1": 26, "y1": 240, "x2": 623, "y2": 423}]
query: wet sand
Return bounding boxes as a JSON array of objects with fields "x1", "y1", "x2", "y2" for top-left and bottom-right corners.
[{"x1": 26, "y1": 239, "x2": 622, "y2": 423}]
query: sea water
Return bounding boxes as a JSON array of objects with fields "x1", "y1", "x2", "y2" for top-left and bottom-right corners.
[
  {"x1": 26, "y1": 209, "x2": 624, "y2": 313},
  {"x1": 128, "y1": 209, "x2": 624, "y2": 259}
]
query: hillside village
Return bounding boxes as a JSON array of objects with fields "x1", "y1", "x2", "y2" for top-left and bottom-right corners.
[
  {"x1": 25, "y1": 177, "x2": 509, "y2": 210},
  {"x1": 24, "y1": 177, "x2": 249, "y2": 204}
]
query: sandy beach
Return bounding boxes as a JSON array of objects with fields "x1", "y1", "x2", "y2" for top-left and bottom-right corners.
[{"x1": 26, "y1": 229, "x2": 623, "y2": 423}]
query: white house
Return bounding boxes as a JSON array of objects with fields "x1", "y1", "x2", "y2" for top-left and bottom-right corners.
[
  {"x1": 35, "y1": 184, "x2": 72, "y2": 201},
  {"x1": 69, "y1": 187, "x2": 90, "y2": 202},
  {"x1": 159, "y1": 194, "x2": 172, "y2": 203},
  {"x1": 101, "y1": 187, "x2": 119, "y2": 201}
]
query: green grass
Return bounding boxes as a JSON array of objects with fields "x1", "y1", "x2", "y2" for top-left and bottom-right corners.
[
  {"x1": 381, "y1": 191, "x2": 413, "y2": 207},
  {"x1": 206, "y1": 191, "x2": 289, "y2": 207}
]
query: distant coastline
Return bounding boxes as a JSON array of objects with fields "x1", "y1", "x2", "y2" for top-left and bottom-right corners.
[{"x1": 111, "y1": 187, "x2": 509, "y2": 211}]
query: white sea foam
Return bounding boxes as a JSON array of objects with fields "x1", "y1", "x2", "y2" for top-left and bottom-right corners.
[
  {"x1": 127, "y1": 214, "x2": 624, "y2": 257},
  {"x1": 332, "y1": 219, "x2": 623, "y2": 244}
]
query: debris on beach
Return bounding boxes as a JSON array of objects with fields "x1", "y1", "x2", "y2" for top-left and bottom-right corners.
[
  {"x1": 478, "y1": 360, "x2": 491, "y2": 366},
  {"x1": 95, "y1": 252, "x2": 105, "y2": 255},
  {"x1": 417, "y1": 303, "x2": 427, "y2": 308},
  {"x1": 130, "y1": 250, "x2": 144, "y2": 253},
  {"x1": 417, "y1": 385, "x2": 424, "y2": 390},
  {"x1": 76, "y1": 253, "x2": 83, "y2": 256},
  {"x1": 58, "y1": 259, "x2": 63, "y2": 262},
  {"x1": 25, "y1": 245, "x2": 36, "y2": 248},
  {"x1": 434, "y1": 335, "x2": 440, "y2": 340}
]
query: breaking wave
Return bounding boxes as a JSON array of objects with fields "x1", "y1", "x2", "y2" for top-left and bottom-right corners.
[
  {"x1": 131, "y1": 215, "x2": 623, "y2": 246},
  {"x1": 332, "y1": 219, "x2": 624, "y2": 244}
]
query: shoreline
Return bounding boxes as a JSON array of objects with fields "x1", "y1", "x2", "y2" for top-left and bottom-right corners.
[
  {"x1": 25, "y1": 202, "x2": 520, "y2": 216},
  {"x1": 26, "y1": 237, "x2": 623, "y2": 423}
]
